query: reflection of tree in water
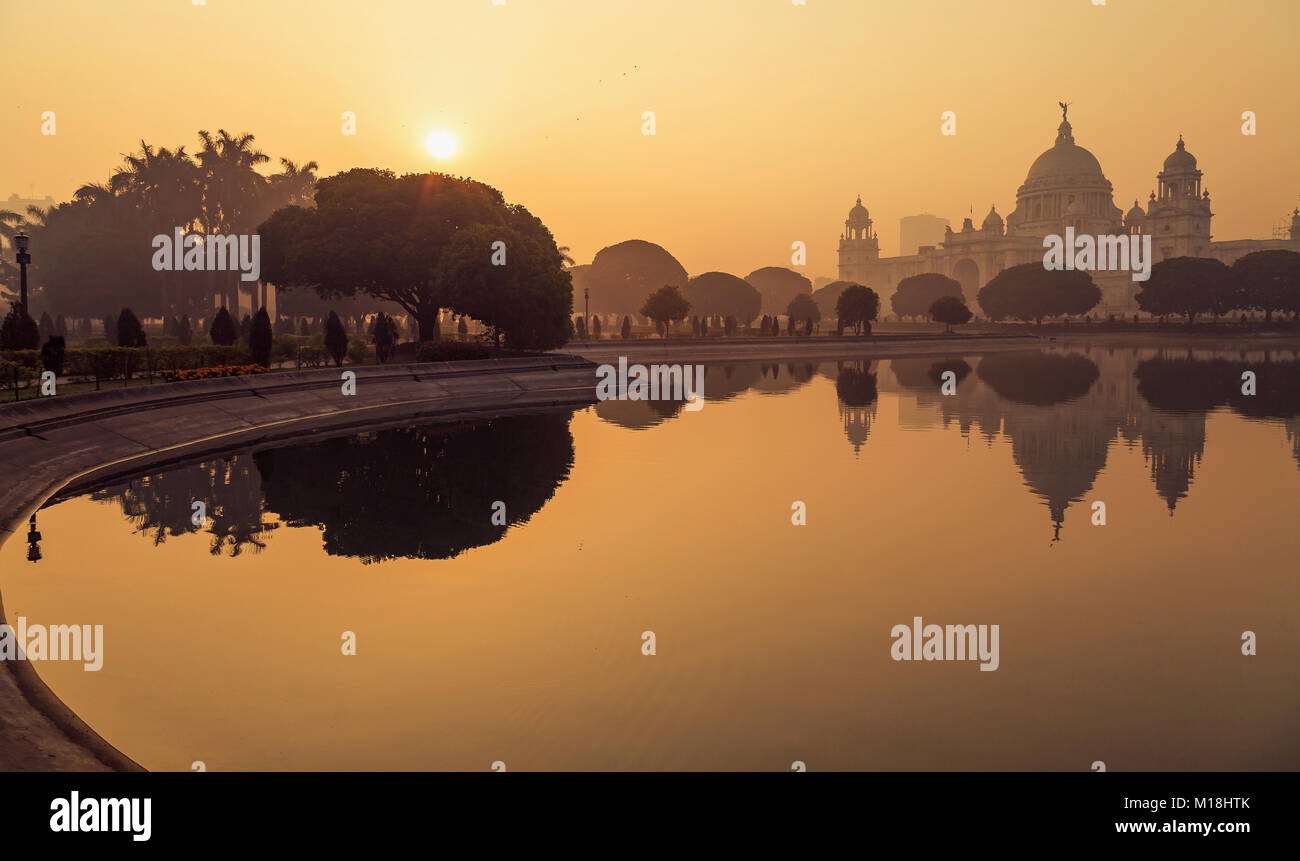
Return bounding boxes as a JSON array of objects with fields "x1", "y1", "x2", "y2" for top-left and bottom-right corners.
[
  {"x1": 1136, "y1": 356, "x2": 1300, "y2": 420},
  {"x1": 594, "y1": 362, "x2": 817, "y2": 429},
  {"x1": 835, "y1": 360, "x2": 878, "y2": 455},
  {"x1": 594, "y1": 397, "x2": 684, "y2": 429},
  {"x1": 1288, "y1": 418, "x2": 1300, "y2": 471},
  {"x1": 928, "y1": 359, "x2": 972, "y2": 388},
  {"x1": 977, "y1": 351, "x2": 1099, "y2": 405},
  {"x1": 889, "y1": 358, "x2": 937, "y2": 391},
  {"x1": 253, "y1": 412, "x2": 575, "y2": 563},
  {"x1": 92, "y1": 457, "x2": 277, "y2": 557},
  {"x1": 1137, "y1": 355, "x2": 1300, "y2": 485},
  {"x1": 702, "y1": 364, "x2": 763, "y2": 402},
  {"x1": 753, "y1": 361, "x2": 817, "y2": 395}
]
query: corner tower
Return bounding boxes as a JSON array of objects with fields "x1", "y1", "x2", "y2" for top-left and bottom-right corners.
[
  {"x1": 1145, "y1": 136, "x2": 1213, "y2": 260},
  {"x1": 838, "y1": 195, "x2": 880, "y2": 284}
]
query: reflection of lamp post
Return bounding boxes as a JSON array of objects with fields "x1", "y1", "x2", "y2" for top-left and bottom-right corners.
[
  {"x1": 26, "y1": 514, "x2": 42, "y2": 563},
  {"x1": 583, "y1": 287, "x2": 589, "y2": 340},
  {"x1": 14, "y1": 231, "x2": 31, "y2": 311}
]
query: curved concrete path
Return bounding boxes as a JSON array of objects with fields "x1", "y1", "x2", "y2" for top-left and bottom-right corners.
[{"x1": 0, "y1": 356, "x2": 597, "y2": 771}]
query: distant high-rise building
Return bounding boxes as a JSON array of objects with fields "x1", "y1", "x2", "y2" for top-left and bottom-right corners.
[
  {"x1": 899, "y1": 214, "x2": 949, "y2": 256},
  {"x1": 4, "y1": 192, "x2": 56, "y2": 217}
]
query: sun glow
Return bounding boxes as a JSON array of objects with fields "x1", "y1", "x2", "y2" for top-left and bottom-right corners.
[{"x1": 425, "y1": 130, "x2": 457, "y2": 160}]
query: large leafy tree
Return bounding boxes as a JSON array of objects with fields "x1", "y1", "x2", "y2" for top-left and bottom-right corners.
[
  {"x1": 1136, "y1": 257, "x2": 1236, "y2": 323},
  {"x1": 786, "y1": 292, "x2": 820, "y2": 324},
  {"x1": 929, "y1": 295, "x2": 973, "y2": 332},
  {"x1": 684, "y1": 272, "x2": 762, "y2": 325},
  {"x1": 1232, "y1": 249, "x2": 1300, "y2": 323},
  {"x1": 891, "y1": 273, "x2": 963, "y2": 319},
  {"x1": 260, "y1": 170, "x2": 567, "y2": 343},
  {"x1": 977, "y1": 263, "x2": 1100, "y2": 323},
  {"x1": 639, "y1": 284, "x2": 691, "y2": 337},
  {"x1": 835, "y1": 284, "x2": 881, "y2": 335},
  {"x1": 437, "y1": 219, "x2": 574, "y2": 350},
  {"x1": 587, "y1": 240, "x2": 688, "y2": 315},
  {"x1": 812, "y1": 280, "x2": 859, "y2": 320},
  {"x1": 746, "y1": 266, "x2": 812, "y2": 315}
]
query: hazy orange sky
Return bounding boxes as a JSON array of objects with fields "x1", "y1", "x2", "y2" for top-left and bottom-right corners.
[{"x1": 3, "y1": 0, "x2": 1297, "y2": 280}]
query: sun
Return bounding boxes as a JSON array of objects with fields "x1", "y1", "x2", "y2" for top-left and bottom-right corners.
[{"x1": 425, "y1": 130, "x2": 457, "y2": 160}]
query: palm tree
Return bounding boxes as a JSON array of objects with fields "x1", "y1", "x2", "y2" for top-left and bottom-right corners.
[
  {"x1": 267, "y1": 158, "x2": 319, "y2": 211},
  {"x1": 557, "y1": 246, "x2": 576, "y2": 269},
  {"x1": 0, "y1": 209, "x2": 25, "y2": 301},
  {"x1": 198, "y1": 129, "x2": 270, "y2": 311},
  {"x1": 112, "y1": 142, "x2": 204, "y2": 314}
]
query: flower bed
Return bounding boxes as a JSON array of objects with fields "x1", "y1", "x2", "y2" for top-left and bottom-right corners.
[{"x1": 164, "y1": 364, "x2": 269, "y2": 382}]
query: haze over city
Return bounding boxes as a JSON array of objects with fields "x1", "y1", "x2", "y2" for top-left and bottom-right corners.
[{"x1": 3, "y1": 0, "x2": 1298, "y2": 276}]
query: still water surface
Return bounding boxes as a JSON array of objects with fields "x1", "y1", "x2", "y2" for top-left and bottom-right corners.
[{"x1": 4, "y1": 346, "x2": 1298, "y2": 770}]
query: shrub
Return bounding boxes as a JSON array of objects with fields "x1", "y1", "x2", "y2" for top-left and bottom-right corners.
[
  {"x1": 346, "y1": 339, "x2": 368, "y2": 365},
  {"x1": 210, "y1": 308, "x2": 238, "y2": 346},
  {"x1": 1, "y1": 304, "x2": 40, "y2": 350},
  {"x1": 250, "y1": 307, "x2": 274, "y2": 367},
  {"x1": 324, "y1": 311, "x2": 348, "y2": 366},
  {"x1": 0, "y1": 360, "x2": 38, "y2": 390},
  {"x1": 116, "y1": 309, "x2": 147, "y2": 348},
  {"x1": 371, "y1": 312, "x2": 399, "y2": 363},
  {"x1": 40, "y1": 336, "x2": 67, "y2": 376}
]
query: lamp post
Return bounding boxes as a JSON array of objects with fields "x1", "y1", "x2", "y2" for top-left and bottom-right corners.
[
  {"x1": 26, "y1": 514, "x2": 42, "y2": 563},
  {"x1": 14, "y1": 231, "x2": 31, "y2": 311},
  {"x1": 583, "y1": 287, "x2": 589, "y2": 340}
]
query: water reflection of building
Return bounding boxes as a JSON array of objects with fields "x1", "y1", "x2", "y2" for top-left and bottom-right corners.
[
  {"x1": 832, "y1": 361, "x2": 879, "y2": 455},
  {"x1": 879, "y1": 348, "x2": 1221, "y2": 538},
  {"x1": 839, "y1": 402, "x2": 876, "y2": 455}
]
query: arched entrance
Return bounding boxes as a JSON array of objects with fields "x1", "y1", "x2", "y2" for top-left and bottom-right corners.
[{"x1": 952, "y1": 259, "x2": 980, "y2": 298}]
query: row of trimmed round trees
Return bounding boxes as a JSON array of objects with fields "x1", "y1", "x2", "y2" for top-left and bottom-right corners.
[
  {"x1": 1136, "y1": 250, "x2": 1300, "y2": 322},
  {"x1": 579, "y1": 238, "x2": 1300, "y2": 331}
]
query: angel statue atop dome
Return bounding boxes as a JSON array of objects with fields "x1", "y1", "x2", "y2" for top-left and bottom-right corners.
[{"x1": 1059, "y1": 101, "x2": 1071, "y2": 120}]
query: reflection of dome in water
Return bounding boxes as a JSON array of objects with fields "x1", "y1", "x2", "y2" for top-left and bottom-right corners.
[
  {"x1": 1004, "y1": 414, "x2": 1113, "y2": 540},
  {"x1": 1140, "y1": 413, "x2": 1206, "y2": 513}
]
